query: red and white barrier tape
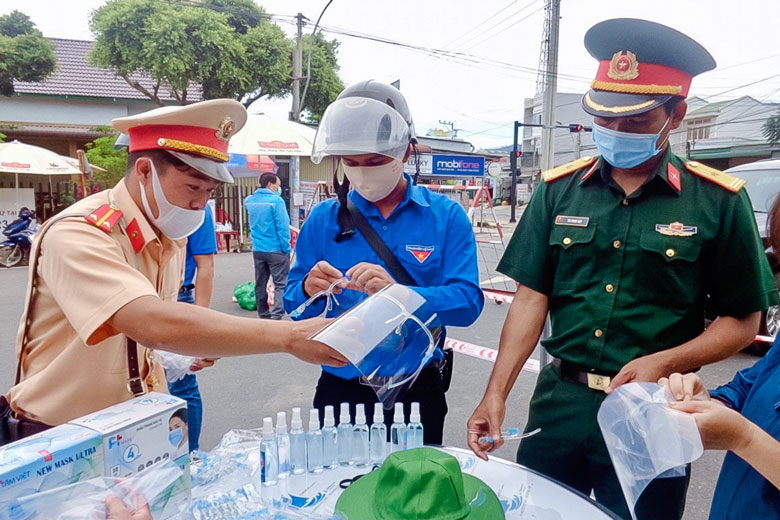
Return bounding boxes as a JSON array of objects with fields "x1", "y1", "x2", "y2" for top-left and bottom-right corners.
[
  {"x1": 755, "y1": 334, "x2": 774, "y2": 344},
  {"x1": 445, "y1": 337, "x2": 539, "y2": 373}
]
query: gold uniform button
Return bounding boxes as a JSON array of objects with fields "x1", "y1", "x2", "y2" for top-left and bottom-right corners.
[
  {"x1": 622, "y1": 199, "x2": 629, "y2": 206},
  {"x1": 605, "y1": 284, "x2": 614, "y2": 293},
  {"x1": 613, "y1": 240, "x2": 622, "y2": 249},
  {"x1": 666, "y1": 248, "x2": 676, "y2": 258},
  {"x1": 594, "y1": 329, "x2": 604, "y2": 338},
  {"x1": 563, "y1": 237, "x2": 572, "y2": 245}
]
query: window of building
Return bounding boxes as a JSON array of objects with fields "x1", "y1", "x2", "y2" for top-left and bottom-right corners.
[{"x1": 686, "y1": 117, "x2": 713, "y2": 141}]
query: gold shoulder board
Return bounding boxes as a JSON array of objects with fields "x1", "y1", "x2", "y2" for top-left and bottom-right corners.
[
  {"x1": 543, "y1": 156, "x2": 597, "y2": 183},
  {"x1": 684, "y1": 161, "x2": 746, "y2": 193}
]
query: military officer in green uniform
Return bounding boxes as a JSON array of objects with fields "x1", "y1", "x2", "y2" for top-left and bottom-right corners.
[{"x1": 467, "y1": 18, "x2": 779, "y2": 520}]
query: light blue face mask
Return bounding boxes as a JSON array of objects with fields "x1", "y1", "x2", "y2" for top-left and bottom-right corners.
[
  {"x1": 169, "y1": 427, "x2": 184, "y2": 447},
  {"x1": 592, "y1": 118, "x2": 670, "y2": 169}
]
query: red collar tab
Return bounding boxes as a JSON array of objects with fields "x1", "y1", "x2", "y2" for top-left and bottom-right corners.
[
  {"x1": 667, "y1": 163, "x2": 682, "y2": 192},
  {"x1": 125, "y1": 218, "x2": 146, "y2": 253}
]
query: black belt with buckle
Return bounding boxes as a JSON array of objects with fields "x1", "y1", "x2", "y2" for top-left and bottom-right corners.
[
  {"x1": 552, "y1": 359, "x2": 616, "y2": 392},
  {"x1": 179, "y1": 284, "x2": 195, "y2": 293}
]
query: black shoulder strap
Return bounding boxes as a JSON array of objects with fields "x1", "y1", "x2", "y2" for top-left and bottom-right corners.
[{"x1": 346, "y1": 199, "x2": 416, "y2": 286}]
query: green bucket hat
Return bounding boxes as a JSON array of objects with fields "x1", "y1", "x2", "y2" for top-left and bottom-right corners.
[{"x1": 335, "y1": 447, "x2": 505, "y2": 520}]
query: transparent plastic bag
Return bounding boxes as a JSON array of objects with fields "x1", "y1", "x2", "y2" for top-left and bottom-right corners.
[
  {"x1": 597, "y1": 382, "x2": 704, "y2": 520},
  {"x1": 0, "y1": 460, "x2": 184, "y2": 520},
  {"x1": 157, "y1": 350, "x2": 197, "y2": 383},
  {"x1": 311, "y1": 284, "x2": 441, "y2": 409}
]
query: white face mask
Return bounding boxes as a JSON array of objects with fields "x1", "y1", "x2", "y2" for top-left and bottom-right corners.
[
  {"x1": 342, "y1": 159, "x2": 404, "y2": 202},
  {"x1": 139, "y1": 161, "x2": 205, "y2": 240}
]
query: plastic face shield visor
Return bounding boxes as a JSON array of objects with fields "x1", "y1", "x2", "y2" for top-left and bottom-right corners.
[
  {"x1": 310, "y1": 284, "x2": 441, "y2": 409},
  {"x1": 311, "y1": 97, "x2": 412, "y2": 164}
]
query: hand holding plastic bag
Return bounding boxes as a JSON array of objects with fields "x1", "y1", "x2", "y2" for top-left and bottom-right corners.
[{"x1": 597, "y1": 382, "x2": 704, "y2": 520}]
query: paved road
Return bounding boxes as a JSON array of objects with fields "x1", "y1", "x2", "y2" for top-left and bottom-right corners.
[{"x1": 0, "y1": 248, "x2": 759, "y2": 520}]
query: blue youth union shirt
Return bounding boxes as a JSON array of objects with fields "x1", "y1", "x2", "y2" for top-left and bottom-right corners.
[
  {"x1": 708, "y1": 339, "x2": 780, "y2": 520},
  {"x1": 184, "y1": 204, "x2": 217, "y2": 287},
  {"x1": 283, "y1": 175, "x2": 484, "y2": 379}
]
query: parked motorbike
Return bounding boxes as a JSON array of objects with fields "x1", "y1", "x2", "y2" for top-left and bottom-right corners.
[{"x1": 0, "y1": 208, "x2": 38, "y2": 267}]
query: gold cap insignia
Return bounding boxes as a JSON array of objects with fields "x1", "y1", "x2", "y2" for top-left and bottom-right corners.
[
  {"x1": 608, "y1": 51, "x2": 640, "y2": 81},
  {"x1": 216, "y1": 117, "x2": 236, "y2": 142}
]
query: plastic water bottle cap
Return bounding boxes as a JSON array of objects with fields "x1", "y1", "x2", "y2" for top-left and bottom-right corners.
[
  {"x1": 309, "y1": 409, "x2": 321, "y2": 431},
  {"x1": 355, "y1": 404, "x2": 366, "y2": 425},
  {"x1": 323, "y1": 405, "x2": 336, "y2": 427},
  {"x1": 340, "y1": 402, "x2": 351, "y2": 424},
  {"x1": 373, "y1": 402, "x2": 384, "y2": 424},
  {"x1": 276, "y1": 411, "x2": 288, "y2": 433},
  {"x1": 410, "y1": 402, "x2": 421, "y2": 423},
  {"x1": 393, "y1": 402, "x2": 404, "y2": 423},
  {"x1": 291, "y1": 407, "x2": 303, "y2": 429},
  {"x1": 262, "y1": 417, "x2": 274, "y2": 437}
]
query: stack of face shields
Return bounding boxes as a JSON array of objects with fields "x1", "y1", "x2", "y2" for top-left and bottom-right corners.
[
  {"x1": 311, "y1": 284, "x2": 441, "y2": 409},
  {"x1": 597, "y1": 382, "x2": 704, "y2": 520}
]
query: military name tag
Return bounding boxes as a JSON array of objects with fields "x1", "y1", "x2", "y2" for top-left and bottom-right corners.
[
  {"x1": 655, "y1": 222, "x2": 697, "y2": 237},
  {"x1": 555, "y1": 215, "x2": 590, "y2": 227}
]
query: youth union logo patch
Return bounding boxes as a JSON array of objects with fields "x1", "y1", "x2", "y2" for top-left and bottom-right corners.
[{"x1": 405, "y1": 245, "x2": 435, "y2": 263}]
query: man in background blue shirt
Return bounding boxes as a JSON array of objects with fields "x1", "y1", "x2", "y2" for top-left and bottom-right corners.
[
  {"x1": 245, "y1": 173, "x2": 292, "y2": 319},
  {"x1": 283, "y1": 80, "x2": 483, "y2": 442},
  {"x1": 170, "y1": 203, "x2": 218, "y2": 451}
]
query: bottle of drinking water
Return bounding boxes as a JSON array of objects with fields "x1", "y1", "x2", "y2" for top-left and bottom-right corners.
[
  {"x1": 306, "y1": 409, "x2": 323, "y2": 473},
  {"x1": 370, "y1": 402, "x2": 387, "y2": 464},
  {"x1": 289, "y1": 407, "x2": 306, "y2": 475},
  {"x1": 259, "y1": 417, "x2": 278, "y2": 486},
  {"x1": 352, "y1": 404, "x2": 370, "y2": 466},
  {"x1": 390, "y1": 403, "x2": 407, "y2": 453},
  {"x1": 407, "y1": 402, "x2": 424, "y2": 449},
  {"x1": 275, "y1": 411, "x2": 290, "y2": 477},
  {"x1": 322, "y1": 405, "x2": 339, "y2": 469},
  {"x1": 337, "y1": 402, "x2": 353, "y2": 465}
]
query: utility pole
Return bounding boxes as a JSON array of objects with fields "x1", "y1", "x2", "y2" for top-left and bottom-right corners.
[
  {"x1": 510, "y1": 121, "x2": 520, "y2": 223},
  {"x1": 291, "y1": 12, "x2": 304, "y2": 123},
  {"x1": 289, "y1": 12, "x2": 304, "y2": 228},
  {"x1": 539, "y1": 0, "x2": 561, "y2": 178}
]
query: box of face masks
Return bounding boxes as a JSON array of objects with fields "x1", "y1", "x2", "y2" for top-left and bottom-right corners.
[
  {"x1": 68, "y1": 392, "x2": 191, "y2": 519},
  {"x1": 0, "y1": 423, "x2": 103, "y2": 506}
]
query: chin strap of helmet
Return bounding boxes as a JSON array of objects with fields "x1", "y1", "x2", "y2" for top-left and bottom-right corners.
[
  {"x1": 333, "y1": 158, "x2": 356, "y2": 242},
  {"x1": 411, "y1": 138, "x2": 421, "y2": 186}
]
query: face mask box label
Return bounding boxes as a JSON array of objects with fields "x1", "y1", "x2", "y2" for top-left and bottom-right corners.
[
  {"x1": 0, "y1": 423, "x2": 103, "y2": 505},
  {"x1": 69, "y1": 392, "x2": 190, "y2": 519}
]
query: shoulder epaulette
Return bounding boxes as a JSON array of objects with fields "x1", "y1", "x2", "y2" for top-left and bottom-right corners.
[
  {"x1": 543, "y1": 156, "x2": 597, "y2": 183},
  {"x1": 85, "y1": 204, "x2": 123, "y2": 234},
  {"x1": 684, "y1": 161, "x2": 745, "y2": 193}
]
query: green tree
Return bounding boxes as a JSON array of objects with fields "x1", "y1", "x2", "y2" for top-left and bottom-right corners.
[
  {"x1": 299, "y1": 33, "x2": 345, "y2": 122},
  {"x1": 85, "y1": 135, "x2": 128, "y2": 188},
  {"x1": 763, "y1": 110, "x2": 780, "y2": 145},
  {"x1": 0, "y1": 11, "x2": 56, "y2": 96}
]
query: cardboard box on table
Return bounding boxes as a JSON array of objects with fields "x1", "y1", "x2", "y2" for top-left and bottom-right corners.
[
  {"x1": 68, "y1": 392, "x2": 191, "y2": 519},
  {"x1": 0, "y1": 423, "x2": 103, "y2": 505}
]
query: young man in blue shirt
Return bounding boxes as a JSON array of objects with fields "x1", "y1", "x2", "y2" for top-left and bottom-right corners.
[
  {"x1": 245, "y1": 173, "x2": 292, "y2": 319},
  {"x1": 169, "y1": 203, "x2": 218, "y2": 451},
  {"x1": 283, "y1": 80, "x2": 484, "y2": 442}
]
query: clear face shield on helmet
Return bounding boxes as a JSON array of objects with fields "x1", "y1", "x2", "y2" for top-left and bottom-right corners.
[
  {"x1": 311, "y1": 97, "x2": 413, "y2": 164},
  {"x1": 310, "y1": 284, "x2": 441, "y2": 409}
]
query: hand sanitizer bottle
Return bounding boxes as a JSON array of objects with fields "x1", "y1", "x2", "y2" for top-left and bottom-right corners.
[
  {"x1": 370, "y1": 402, "x2": 387, "y2": 465},
  {"x1": 390, "y1": 403, "x2": 407, "y2": 453},
  {"x1": 407, "y1": 402, "x2": 424, "y2": 449},
  {"x1": 337, "y1": 402, "x2": 353, "y2": 465},
  {"x1": 352, "y1": 404, "x2": 370, "y2": 466},
  {"x1": 289, "y1": 407, "x2": 306, "y2": 475},
  {"x1": 276, "y1": 411, "x2": 290, "y2": 477},
  {"x1": 260, "y1": 417, "x2": 278, "y2": 486},
  {"x1": 322, "y1": 405, "x2": 339, "y2": 469},
  {"x1": 306, "y1": 409, "x2": 323, "y2": 473}
]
